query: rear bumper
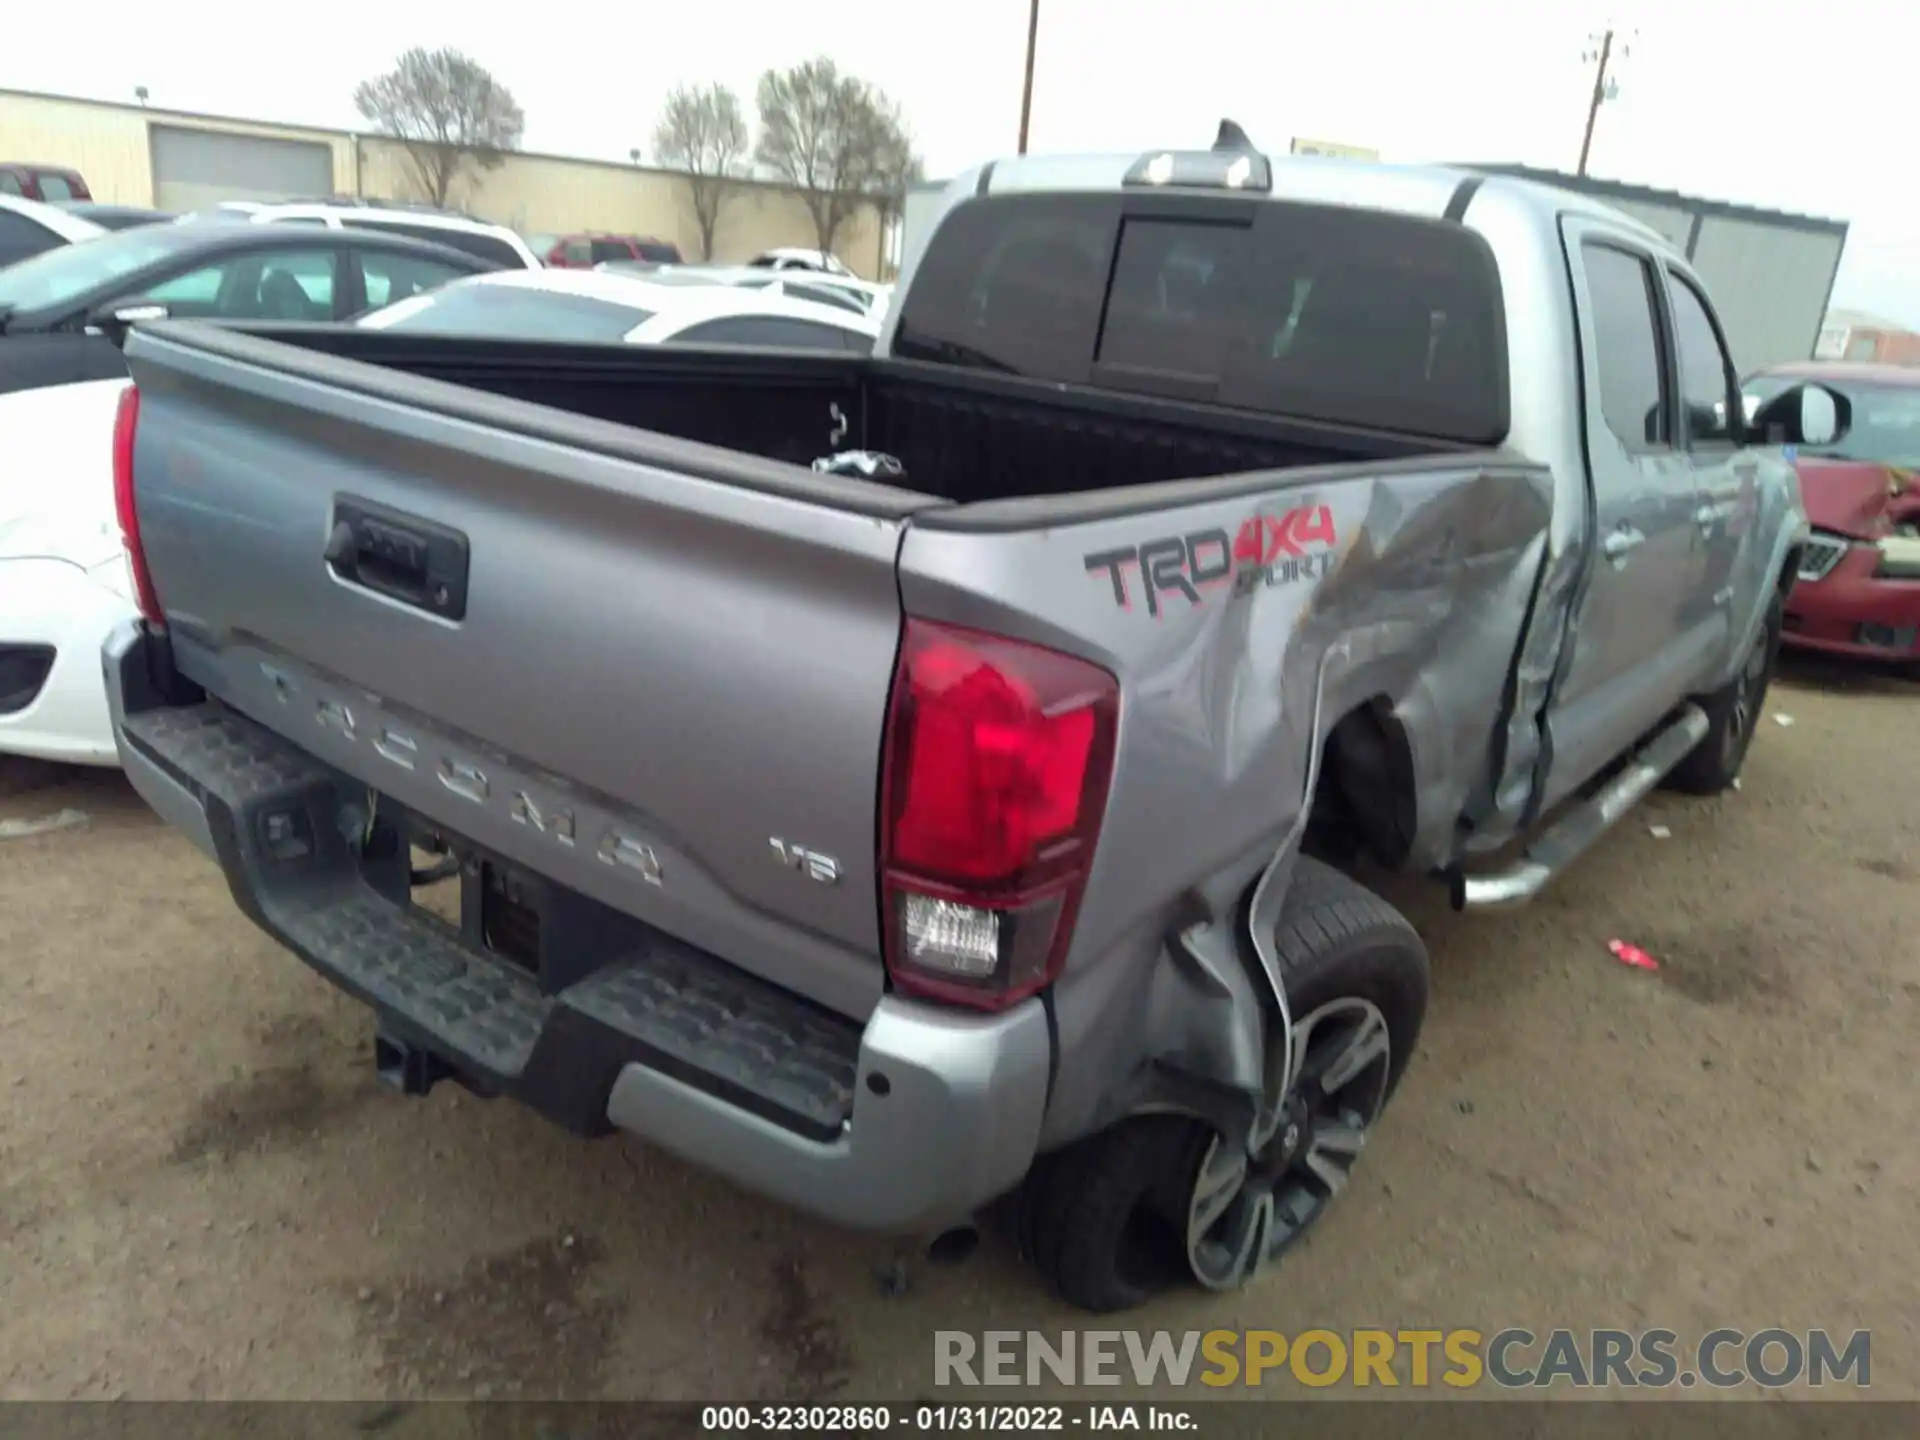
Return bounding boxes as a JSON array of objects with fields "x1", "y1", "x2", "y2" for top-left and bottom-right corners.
[
  {"x1": 1784, "y1": 547, "x2": 1920, "y2": 659},
  {"x1": 104, "y1": 620, "x2": 1052, "y2": 1233}
]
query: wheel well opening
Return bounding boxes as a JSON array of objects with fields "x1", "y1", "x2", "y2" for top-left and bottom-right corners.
[{"x1": 1305, "y1": 697, "x2": 1416, "y2": 869}]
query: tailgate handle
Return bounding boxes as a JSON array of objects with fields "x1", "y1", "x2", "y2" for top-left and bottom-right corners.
[{"x1": 324, "y1": 497, "x2": 470, "y2": 621}]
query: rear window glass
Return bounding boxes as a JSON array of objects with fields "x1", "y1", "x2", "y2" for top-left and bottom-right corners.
[
  {"x1": 359, "y1": 283, "x2": 652, "y2": 342},
  {"x1": 893, "y1": 192, "x2": 1509, "y2": 444},
  {"x1": 347, "y1": 219, "x2": 521, "y2": 270}
]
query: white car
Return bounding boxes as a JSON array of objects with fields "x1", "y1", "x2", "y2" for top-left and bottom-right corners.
[
  {"x1": 357, "y1": 265, "x2": 882, "y2": 351},
  {"x1": 0, "y1": 266, "x2": 879, "y2": 768},
  {"x1": 194, "y1": 200, "x2": 541, "y2": 272},
  {"x1": 0, "y1": 193, "x2": 105, "y2": 269},
  {"x1": 603, "y1": 261, "x2": 893, "y2": 323},
  {"x1": 746, "y1": 247, "x2": 855, "y2": 278},
  {"x1": 0, "y1": 377, "x2": 133, "y2": 765}
]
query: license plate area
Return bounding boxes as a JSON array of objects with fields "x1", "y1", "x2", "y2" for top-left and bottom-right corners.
[
  {"x1": 387, "y1": 808, "x2": 645, "y2": 996},
  {"x1": 479, "y1": 865, "x2": 542, "y2": 971}
]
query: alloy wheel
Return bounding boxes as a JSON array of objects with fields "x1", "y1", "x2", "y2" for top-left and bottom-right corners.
[{"x1": 1185, "y1": 996, "x2": 1393, "y2": 1291}]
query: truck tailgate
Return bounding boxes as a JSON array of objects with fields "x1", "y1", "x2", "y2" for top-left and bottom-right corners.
[{"x1": 125, "y1": 325, "x2": 927, "y2": 1019}]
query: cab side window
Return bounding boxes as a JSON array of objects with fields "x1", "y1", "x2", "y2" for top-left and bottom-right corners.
[
  {"x1": 361, "y1": 251, "x2": 471, "y2": 309},
  {"x1": 144, "y1": 249, "x2": 337, "y2": 320},
  {"x1": 1581, "y1": 242, "x2": 1670, "y2": 450},
  {"x1": 1666, "y1": 274, "x2": 1739, "y2": 446}
]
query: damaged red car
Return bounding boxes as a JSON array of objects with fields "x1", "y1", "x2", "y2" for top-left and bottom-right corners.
[{"x1": 1742, "y1": 362, "x2": 1920, "y2": 663}]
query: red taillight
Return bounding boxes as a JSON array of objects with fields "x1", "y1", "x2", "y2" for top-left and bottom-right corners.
[
  {"x1": 878, "y1": 618, "x2": 1119, "y2": 1011},
  {"x1": 111, "y1": 383, "x2": 162, "y2": 623}
]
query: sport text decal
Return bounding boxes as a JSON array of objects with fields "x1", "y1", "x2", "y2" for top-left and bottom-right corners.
[{"x1": 1084, "y1": 504, "x2": 1340, "y2": 617}]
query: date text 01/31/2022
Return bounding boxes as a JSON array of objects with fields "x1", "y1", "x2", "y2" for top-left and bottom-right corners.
[
  {"x1": 1084, "y1": 506, "x2": 1341, "y2": 618},
  {"x1": 699, "y1": 1404, "x2": 1194, "y2": 1431}
]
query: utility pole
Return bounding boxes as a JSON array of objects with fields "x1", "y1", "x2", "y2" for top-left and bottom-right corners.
[
  {"x1": 1017, "y1": 0, "x2": 1040, "y2": 154},
  {"x1": 1578, "y1": 27, "x2": 1631, "y2": 176}
]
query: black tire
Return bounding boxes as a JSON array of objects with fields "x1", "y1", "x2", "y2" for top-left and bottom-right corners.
[
  {"x1": 1268, "y1": 856, "x2": 1430, "y2": 1106},
  {"x1": 1666, "y1": 593, "x2": 1782, "y2": 796},
  {"x1": 1016, "y1": 858, "x2": 1429, "y2": 1312},
  {"x1": 1014, "y1": 1114, "x2": 1202, "y2": 1314}
]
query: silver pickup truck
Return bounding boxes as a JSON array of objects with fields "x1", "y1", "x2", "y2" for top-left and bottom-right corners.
[{"x1": 104, "y1": 127, "x2": 1848, "y2": 1313}]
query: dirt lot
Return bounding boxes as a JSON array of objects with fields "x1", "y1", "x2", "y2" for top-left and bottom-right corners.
[{"x1": 1, "y1": 656, "x2": 1916, "y2": 1404}]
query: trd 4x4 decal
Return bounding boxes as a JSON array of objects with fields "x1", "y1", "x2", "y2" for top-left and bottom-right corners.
[{"x1": 1084, "y1": 504, "x2": 1340, "y2": 617}]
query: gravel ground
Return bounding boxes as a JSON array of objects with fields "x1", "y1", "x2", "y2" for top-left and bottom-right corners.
[{"x1": 1, "y1": 655, "x2": 1915, "y2": 1403}]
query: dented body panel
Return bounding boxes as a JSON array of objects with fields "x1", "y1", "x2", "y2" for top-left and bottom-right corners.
[{"x1": 896, "y1": 456, "x2": 1554, "y2": 1144}]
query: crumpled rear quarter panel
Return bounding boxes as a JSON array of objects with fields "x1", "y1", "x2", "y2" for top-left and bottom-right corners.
[{"x1": 899, "y1": 456, "x2": 1553, "y2": 1141}]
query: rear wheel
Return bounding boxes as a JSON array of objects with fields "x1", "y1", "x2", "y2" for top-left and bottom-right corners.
[
  {"x1": 1666, "y1": 594, "x2": 1781, "y2": 796},
  {"x1": 1184, "y1": 859, "x2": 1428, "y2": 1291},
  {"x1": 1017, "y1": 859, "x2": 1429, "y2": 1311}
]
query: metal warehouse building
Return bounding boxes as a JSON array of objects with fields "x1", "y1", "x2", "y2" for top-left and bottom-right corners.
[{"x1": 1459, "y1": 164, "x2": 1848, "y2": 374}]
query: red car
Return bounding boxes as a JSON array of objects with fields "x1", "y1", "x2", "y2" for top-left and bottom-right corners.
[
  {"x1": 1743, "y1": 362, "x2": 1920, "y2": 662},
  {"x1": 528, "y1": 231, "x2": 682, "y2": 268},
  {"x1": 0, "y1": 163, "x2": 91, "y2": 202}
]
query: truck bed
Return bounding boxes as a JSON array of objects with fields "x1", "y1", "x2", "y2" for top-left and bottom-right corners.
[
  {"x1": 118, "y1": 317, "x2": 1531, "y2": 1028},
  {"x1": 195, "y1": 322, "x2": 1471, "y2": 506}
]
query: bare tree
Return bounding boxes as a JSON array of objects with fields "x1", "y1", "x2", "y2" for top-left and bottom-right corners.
[
  {"x1": 353, "y1": 48, "x2": 525, "y2": 208},
  {"x1": 754, "y1": 57, "x2": 884, "y2": 256},
  {"x1": 652, "y1": 83, "x2": 749, "y2": 261},
  {"x1": 854, "y1": 96, "x2": 923, "y2": 276}
]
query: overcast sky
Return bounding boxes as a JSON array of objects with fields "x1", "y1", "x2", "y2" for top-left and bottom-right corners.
[{"x1": 8, "y1": 0, "x2": 1917, "y2": 326}]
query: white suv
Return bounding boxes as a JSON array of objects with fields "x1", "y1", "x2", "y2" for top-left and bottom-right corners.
[{"x1": 214, "y1": 201, "x2": 541, "y2": 271}]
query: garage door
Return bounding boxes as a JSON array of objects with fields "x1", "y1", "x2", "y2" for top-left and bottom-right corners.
[{"x1": 150, "y1": 125, "x2": 336, "y2": 211}]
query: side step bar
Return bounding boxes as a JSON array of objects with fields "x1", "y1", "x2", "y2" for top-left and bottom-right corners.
[{"x1": 1451, "y1": 703, "x2": 1710, "y2": 911}]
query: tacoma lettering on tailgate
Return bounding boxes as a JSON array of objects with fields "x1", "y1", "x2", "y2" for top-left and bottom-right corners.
[{"x1": 264, "y1": 660, "x2": 665, "y2": 887}]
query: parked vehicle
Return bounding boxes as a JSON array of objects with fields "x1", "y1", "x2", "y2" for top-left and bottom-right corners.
[
  {"x1": 1743, "y1": 361, "x2": 1920, "y2": 662},
  {"x1": 0, "y1": 220, "x2": 491, "y2": 344},
  {"x1": 746, "y1": 246, "x2": 854, "y2": 277},
  {"x1": 600, "y1": 261, "x2": 892, "y2": 322},
  {"x1": 0, "y1": 228, "x2": 490, "y2": 764},
  {"x1": 532, "y1": 232, "x2": 682, "y2": 268},
  {"x1": 0, "y1": 164, "x2": 91, "y2": 203},
  {"x1": 358, "y1": 266, "x2": 881, "y2": 351},
  {"x1": 102, "y1": 126, "x2": 1835, "y2": 1312},
  {"x1": 54, "y1": 202, "x2": 177, "y2": 232},
  {"x1": 0, "y1": 194, "x2": 104, "y2": 270},
  {"x1": 215, "y1": 201, "x2": 543, "y2": 272},
  {"x1": 0, "y1": 377, "x2": 134, "y2": 762}
]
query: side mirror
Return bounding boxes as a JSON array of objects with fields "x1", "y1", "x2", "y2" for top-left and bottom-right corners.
[
  {"x1": 1749, "y1": 382, "x2": 1851, "y2": 448},
  {"x1": 83, "y1": 299, "x2": 168, "y2": 346}
]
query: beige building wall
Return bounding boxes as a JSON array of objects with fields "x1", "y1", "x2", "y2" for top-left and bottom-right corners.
[
  {"x1": 359, "y1": 138, "x2": 884, "y2": 275},
  {"x1": 0, "y1": 87, "x2": 883, "y2": 277}
]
